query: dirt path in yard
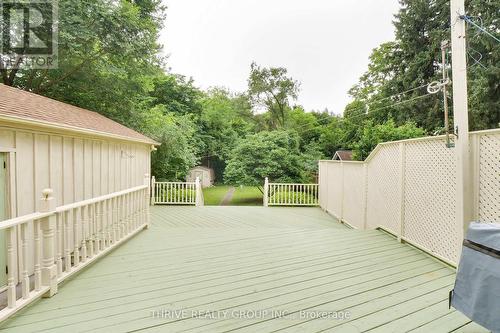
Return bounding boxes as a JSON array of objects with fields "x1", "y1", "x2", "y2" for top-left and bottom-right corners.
[{"x1": 219, "y1": 186, "x2": 236, "y2": 205}]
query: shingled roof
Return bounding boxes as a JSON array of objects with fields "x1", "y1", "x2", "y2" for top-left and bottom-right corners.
[
  {"x1": 0, "y1": 84, "x2": 157, "y2": 144},
  {"x1": 332, "y1": 150, "x2": 353, "y2": 161}
]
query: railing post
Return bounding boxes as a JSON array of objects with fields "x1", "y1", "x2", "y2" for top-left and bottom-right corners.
[
  {"x1": 362, "y1": 163, "x2": 368, "y2": 230},
  {"x1": 195, "y1": 177, "x2": 203, "y2": 207},
  {"x1": 264, "y1": 177, "x2": 269, "y2": 207},
  {"x1": 340, "y1": 162, "x2": 345, "y2": 223},
  {"x1": 144, "y1": 174, "x2": 151, "y2": 228},
  {"x1": 151, "y1": 176, "x2": 156, "y2": 206},
  {"x1": 6, "y1": 227, "x2": 17, "y2": 308},
  {"x1": 39, "y1": 188, "x2": 58, "y2": 298}
]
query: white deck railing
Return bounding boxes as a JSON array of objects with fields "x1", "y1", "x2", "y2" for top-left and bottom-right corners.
[
  {"x1": 264, "y1": 177, "x2": 319, "y2": 206},
  {"x1": 151, "y1": 177, "x2": 204, "y2": 206},
  {"x1": 0, "y1": 176, "x2": 150, "y2": 321}
]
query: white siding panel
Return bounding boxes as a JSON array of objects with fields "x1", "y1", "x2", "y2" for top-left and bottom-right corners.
[
  {"x1": 0, "y1": 129, "x2": 15, "y2": 148},
  {"x1": 83, "y1": 140, "x2": 92, "y2": 199},
  {"x1": 92, "y1": 141, "x2": 101, "y2": 197},
  {"x1": 34, "y1": 134, "x2": 49, "y2": 211},
  {"x1": 49, "y1": 136, "x2": 63, "y2": 206},
  {"x1": 73, "y1": 139, "x2": 84, "y2": 202},
  {"x1": 62, "y1": 137, "x2": 74, "y2": 204}
]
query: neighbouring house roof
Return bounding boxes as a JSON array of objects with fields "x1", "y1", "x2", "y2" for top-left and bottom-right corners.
[
  {"x1": 0, "y1": 84, "x2": 158, "y2": 145},
  {"x1": 190, "y1": 166, "x2": 213, "y2": 172},
  {"x1": 332, "y1": 150, "x2": 353, "y2": 161}
]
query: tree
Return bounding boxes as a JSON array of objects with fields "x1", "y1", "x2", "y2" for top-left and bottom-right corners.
[
  {"x1": 248, "y1": 62, "x2": 300, "y2": 128},
  {"x1": 353, "y1": 119, "x2": 425, "y2": 160},
  {"x1": 198, "y1": 88, "x2": 255, "y2": 180},
  {"x1": 224, "y1": 131, "x2": 304, "y2": 186},
  {"x1": 300, "y1": 141, "x2": 326, "y2": 182},
  {"x1": 139, "y1": 105, "x2": 199, "y2": 180},
  {"x1": 2, "y1": 0, "x2": 165, "y2": 126},
  {"x1": 465, "y1": 0, "x2": 500, "y2": 130},
  {"x1": 348, "y1": 0, "x2": 499, "y2": 132},
  {"x1": 149, "y1": 74, "x2": 203, "y2": 115},
  {"x1": 286, "y1": 106, "x2": 322, "y2": 149}
]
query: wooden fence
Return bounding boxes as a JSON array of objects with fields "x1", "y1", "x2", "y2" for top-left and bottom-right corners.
[
  {"x1": 0, "y1": 176, "x2": 150, "y2": 321},
  {"x1": 151, "y1": 177, "x2": 204, "y2": 206},
  {"x1": 264, "y1": 177, "x2": 319, "y2": 206}
]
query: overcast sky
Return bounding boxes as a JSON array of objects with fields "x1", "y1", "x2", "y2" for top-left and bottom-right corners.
[{"x1": 160, "y1": 0, "x2": 400, "y2": 115}]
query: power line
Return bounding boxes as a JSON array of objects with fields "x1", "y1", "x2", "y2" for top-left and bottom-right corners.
[
  {"x1": 291, "y1": 81, "x2": 438, "y2": 133},
  {"x1": 296, "y1": 92, "x2": 436, "y2": 135},
  {"x1": 460, "y1": 15, "x2": 500, "y2": 43}
]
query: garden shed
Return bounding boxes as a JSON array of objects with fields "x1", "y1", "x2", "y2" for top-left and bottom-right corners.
[
  {"x1": 186, "y1": 166, "x2": 214, "y2": 188},
  {"x1": 0, "y1": 84, "x2": 158, "y2": 292}
]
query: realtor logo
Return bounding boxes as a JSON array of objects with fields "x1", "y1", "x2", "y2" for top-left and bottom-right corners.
[{"x1": 0, "y1": 0, "x2": 58, "y2": 69}]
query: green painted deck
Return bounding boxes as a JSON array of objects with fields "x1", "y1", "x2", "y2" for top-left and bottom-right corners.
[{"x1": 0, "y1": 206, "x2": 490, "y2": 333}]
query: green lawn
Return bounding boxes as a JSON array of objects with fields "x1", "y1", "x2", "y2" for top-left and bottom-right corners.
[
  {"x1": 202, "y1": 185, "x2": 263, "y2": 206},
  {"x1": 202, "y1": 185, "x2": 232, "y2": 205},
  {"x1": 230, "y1": 186, "x2": 263, "y2": 206}
]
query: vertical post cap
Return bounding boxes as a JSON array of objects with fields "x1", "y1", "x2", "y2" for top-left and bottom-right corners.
[{"x1": 42, "y1": 188, "x2": 53, "y2": 199}]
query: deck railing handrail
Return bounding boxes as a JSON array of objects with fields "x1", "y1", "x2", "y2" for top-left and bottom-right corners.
[
  {"x1": 0, "y1": 212, "x2": 53, "y2": 230},
  {"x1": 56, "y1": 184, "x2": 148, "y2": 213},
  {"x1": 264, "y1": 177, "x2": 319, "y2": 207},
  {"x1": 151, "y1": 177, "x2": 203, "y2": 206},
  {"x1": 0, "y1": 174, "x2": 151, "y2": 322}
]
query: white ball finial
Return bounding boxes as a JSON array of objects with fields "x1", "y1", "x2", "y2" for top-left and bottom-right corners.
[{"x1": 42, "y1": 188, "x2": 53, "y2": 199}]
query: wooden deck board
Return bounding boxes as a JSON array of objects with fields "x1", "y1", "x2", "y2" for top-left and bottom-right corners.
[{"x1": 0, "y1": 206, "x2": 489, "y2": 333}]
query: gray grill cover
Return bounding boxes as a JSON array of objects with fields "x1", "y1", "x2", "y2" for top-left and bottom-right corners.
[{"x1": 451, "y1": 222, "x2": 500, "y2": 332}]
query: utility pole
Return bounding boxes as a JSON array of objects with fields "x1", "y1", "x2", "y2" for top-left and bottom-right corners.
[
  {"x1": 450, "y1": 0, "x2": 472, "y2": 237},
  {"x1": 440, "y1": 40, "x2": 452, "y2": 148}
]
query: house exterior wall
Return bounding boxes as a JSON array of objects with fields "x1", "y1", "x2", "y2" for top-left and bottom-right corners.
[
  {"x1": 0, "y1": 123, "x2": 151, "y2": 215},
  {"x1": 0, "y1": 121, "x2": 151, "y2": 278}
]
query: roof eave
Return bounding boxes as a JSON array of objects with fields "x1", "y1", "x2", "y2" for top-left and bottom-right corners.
[{"x1": 0, "y1": 113, "x2": 160, "y2": 145}]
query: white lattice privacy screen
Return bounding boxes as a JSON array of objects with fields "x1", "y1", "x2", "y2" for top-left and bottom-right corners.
[
  {"x1": 318, "y1": 129, "x2": 500, "y2": 265},
  {"x1": 474, "y1": 131, "x2": 500, "y2": 222}
]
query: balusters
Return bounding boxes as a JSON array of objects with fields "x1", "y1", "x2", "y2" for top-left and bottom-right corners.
[
  {"x1": 105, "y1": 199, "x2": 111, "y2": 245},
  {"x1": 120, "y1": 194, "x2": 126, "y2": 236},
  {"x1": 34, "y1": 220, "x2": 42, "y2": 291},
  {"x1": 126, "y1": 192, "x2": 131, "y2": 233},
  {"x1": 150, "y1": 181, "x2": 207, "y2": 205},
  {"x1": 111, "y1": 197, "x2": 118, "y2": 242},
  {"x1": 104, "y1": 200, "x2": 110, "y2": 246},
  {"x1": 307, "y1": 185, "x2": 310, "y2": 205},
  {"x1": 20, "y1": 223, "x2": 29, "y2": 299},
  {"x1": 6, "y1": 227, "x2": 17, "y2": 308},
  {"x1": 299, "y1": 185, "x2": 302, "y2": 205},
  {"x1": 40, "y1": 188, "x2": 58, "y2": 297},
  {"x1": 122, "y1": 193, "x2": 128, "y2": 234},
  {"x1": 81, "y1": 205, "x2": 88, "y2": 262},
  {"x1": 73, "y1": 207, "x2": 81, "y2": 267},
  {"x1": 191, "y1": 183, "x2": 193, "y2": 204},
  {"x1": 97, "y1": 201, "x2": 103, "y2": 252},
  {"x1": 132, "y1": 191, "x2": 138, "y2": 229},
  {"x1": 64, "y1": 210, "x2": 72, "y2": 272},
  {"x1": 88, "y1": 204, "x2": 95, "y2": 258},
  {"x1": 55, "y1": 213, "x2": 63, "y2": 277},
  {"x1": 0, "y1": 185, "x2": 151, "y2": 319},
  {"x1": 265, "y1": 182, "x2": 319, "y2": 206}
]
